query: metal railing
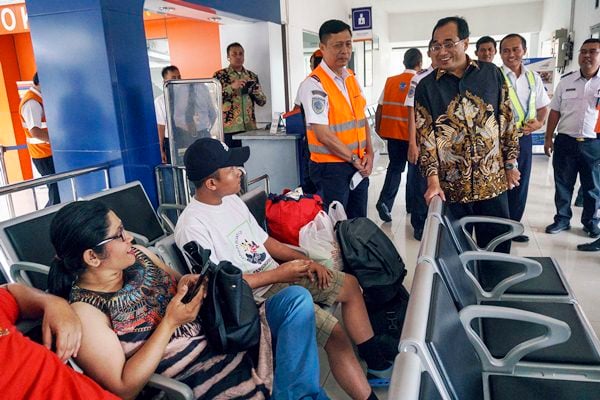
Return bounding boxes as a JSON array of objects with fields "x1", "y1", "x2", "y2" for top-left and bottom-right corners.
[{"x1": 0, "y1": 161, "x2": 112, "y2": 219}]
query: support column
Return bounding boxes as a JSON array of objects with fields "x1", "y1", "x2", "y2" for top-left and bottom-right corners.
[{"x1": 26, "y1": 0, "x2": 160, "y2": 203}]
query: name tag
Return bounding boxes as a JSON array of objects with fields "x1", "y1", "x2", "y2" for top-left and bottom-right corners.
[{"x1": 563, "y1": 88, "x2": 577, "y2": 99}]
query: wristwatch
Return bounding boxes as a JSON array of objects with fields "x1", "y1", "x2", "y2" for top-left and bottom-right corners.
[
  {"x1": 350, "y1": 154, "x2": 359, "y2": 163},
  {"x1": 504, "y1": 161, "x2": 519, "y2": 170}
]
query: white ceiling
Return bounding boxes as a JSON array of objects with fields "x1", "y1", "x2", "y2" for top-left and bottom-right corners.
[{"x1": 364, "y1": 0, "x2": 541, "y2": 14}]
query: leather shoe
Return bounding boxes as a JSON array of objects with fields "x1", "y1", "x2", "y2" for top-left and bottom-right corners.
[
  {"x1": 577, "y1": 238, "x2": 600, "y2": 252},
  {"x1": 376, "y1": 202, "x2": 392, "y2": 222},
  {"x1": 583, "y1": 225, "x2": 600, "y2": 238},
  {"x1": 512, "y1": 235, "x2": 529, "y2": 242},
  {"x1": 414, "y1": 228, "x2": 423, "y2": 241},
  {"x1": 545, "y1": 222, "x2": 571, "y2": 234}
]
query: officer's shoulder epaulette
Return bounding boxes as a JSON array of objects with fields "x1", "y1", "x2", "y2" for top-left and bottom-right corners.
[
  {"x1": 417, "y1": 69, "x2": 428, "y2": 75},
  {"x1": 310, "y1": 74, "x2": 321, "y2": 83},
  {"x1": 561, "y1": 71, "x2": 575, "y2": 78}
]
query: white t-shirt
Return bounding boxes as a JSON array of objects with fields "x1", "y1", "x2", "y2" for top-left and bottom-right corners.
[
  {"x1": 174, "y1": 195, "x2": 279, "y2": 297},
  {"x1": 153, "y1": 94, "x2": 169, "y2": 138},
  {"x1": 20, "y1": 87, "x2": 46, "y2": 130}
]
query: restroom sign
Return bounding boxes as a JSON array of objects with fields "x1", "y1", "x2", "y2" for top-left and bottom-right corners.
[{"x1": 352, "y1": 7, "x2": 372, "y2": 31}]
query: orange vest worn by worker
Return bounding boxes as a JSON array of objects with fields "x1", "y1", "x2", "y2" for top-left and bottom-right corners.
[
  {"x1": 378, "y1": 71, "x2": 415, "y2": 140},
  {"x1": 595, "y1": 100, "x2": 600, "y2": 133},
  {"x1": 19, "y1": 89, "x2": 52, "y2": 159},
  {"x1": 306, "y1": 66, "x2": 367, "y2": 163}
]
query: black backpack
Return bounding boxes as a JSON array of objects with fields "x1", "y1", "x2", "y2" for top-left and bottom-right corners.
[{"x1": 335, "y1": 217, "x2": 407, "y2": 305}]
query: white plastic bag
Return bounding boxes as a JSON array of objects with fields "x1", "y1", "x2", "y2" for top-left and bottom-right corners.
[
  {"x1": 299, "y1": 211, "x2": 343, "y2": 270},
  {"x1": 328, "y1": 201, "x2": 347, "y2": 227}
]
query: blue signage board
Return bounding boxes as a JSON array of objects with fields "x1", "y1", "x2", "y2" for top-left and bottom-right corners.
[{"x1": 352, "y1": 7, "x2": 372, "y2": 31}]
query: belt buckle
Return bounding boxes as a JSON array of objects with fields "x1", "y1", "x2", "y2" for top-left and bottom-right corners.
[{"x1": 576, "y1": 137, "x2": 586, "y2": 142}]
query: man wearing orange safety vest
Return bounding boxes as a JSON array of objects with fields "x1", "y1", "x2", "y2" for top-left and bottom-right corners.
[
  {"x1": 298, "y1": 19, "x2": 374, "y2": 218},
  {"x1": 18, "y1": 72, "x2": 60, "y2": 207},
  {"x1": 374, "y1": 48, "x2": 422, "y2": 224}
]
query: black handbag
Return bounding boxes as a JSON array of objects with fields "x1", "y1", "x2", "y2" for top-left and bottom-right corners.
[{"x1": 183, "y1": 241, "x2": 261, "y2": 354}]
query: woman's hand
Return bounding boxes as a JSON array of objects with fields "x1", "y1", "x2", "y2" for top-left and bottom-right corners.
[{"x1": 163, "y1": 275, "x2": 206, "y2": 329}]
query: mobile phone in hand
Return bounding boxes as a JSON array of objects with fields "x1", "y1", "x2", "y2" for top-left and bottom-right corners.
[{"x1": 181, "y1": 276, "x2": 205, "y2": 304}]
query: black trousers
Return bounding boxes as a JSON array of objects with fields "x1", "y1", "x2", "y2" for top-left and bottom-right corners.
[
  {"x1": 447, "y1": 192, "x2": 511, "y2": 254},
  {"x1": 507, "y1": 134, "x2": 533, "y2": 222},
  {"x1": 552, "y1": 134, "x2": 600, "y2": 232},
  {"x1": 377, "y1": 139, "x2": 408, "y2": 212},
  {"x1": 32, "y1": 156, "x2": 60, "y2": 207},
  {"x1": 309, "y1": 161, "x2": 369, "y2": 218},
  {"x1": 406, "y1": 162, "x2": 428, "y2": 231}
]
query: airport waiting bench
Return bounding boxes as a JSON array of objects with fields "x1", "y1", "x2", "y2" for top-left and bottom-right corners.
[
  {"x1": 428, "y1": 196, "x2": 574, "y2": 299},
  {"x1": 391, "y1": 262, "x2": 600, "y2": 400},
  {"x1": 389, "y1": 195, "x2": 600, "y2": 399}
]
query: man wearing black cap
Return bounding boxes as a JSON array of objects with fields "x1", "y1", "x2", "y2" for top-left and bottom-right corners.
[{"x1": 175, "y1": 138, "x2": 391, "y2": 400}]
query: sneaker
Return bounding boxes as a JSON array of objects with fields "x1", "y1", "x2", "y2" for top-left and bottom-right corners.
[
  {"x1": 367, "y1": 364, "x2": 393, "y2": 387},
  {"x1": 376, "y1": 202, "x2": 392, "y2": 222}
]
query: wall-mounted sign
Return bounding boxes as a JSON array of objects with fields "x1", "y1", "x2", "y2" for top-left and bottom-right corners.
[
  {"x1": 352, "y1": 7, "x2": 372, "y2": 31},
  {"x1": 0, "y1": 3, "x2": 28, "y2": 35},
  {"x1": 351, "y1": 7, "x2": 372, "y2": 41}
]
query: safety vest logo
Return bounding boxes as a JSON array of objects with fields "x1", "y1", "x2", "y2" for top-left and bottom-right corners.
[
  {"x1": 312, "y1": 96, "x2": 325, "y2": 114},
  {"x1": 399, "y1": 82, "x2": 407, "y2": 91}
]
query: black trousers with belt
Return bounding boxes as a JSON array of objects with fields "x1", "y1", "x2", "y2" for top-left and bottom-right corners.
[{"x1": 552, "y1": 134, "x2": 600, "y2": 233}]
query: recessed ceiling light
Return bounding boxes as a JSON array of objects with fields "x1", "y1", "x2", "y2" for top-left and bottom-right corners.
[
  {"x1": 158, "y1": 6, "x2": 175, "y2": 13},
  {"x1": 208, "y1": 16, "x2": 222, "y2": 22}
]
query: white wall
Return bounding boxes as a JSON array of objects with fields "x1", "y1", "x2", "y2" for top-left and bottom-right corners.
[
  {"x1": 571, "y1": 0, "x2": 600, "y2": 72},
  {"x1": 387, "y1": 2, "x2": 543, "y2": 43},
  {"x1": 282, "y1": 0, "x2": 351, "y2": 107},
  {"x1": 219, "y1": 21, "x2": 285, "y2": 125}
]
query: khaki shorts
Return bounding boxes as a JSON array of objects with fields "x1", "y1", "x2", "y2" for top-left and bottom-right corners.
[{"x1": 262, "y1": 269, "x2": 345, "y2": 347}]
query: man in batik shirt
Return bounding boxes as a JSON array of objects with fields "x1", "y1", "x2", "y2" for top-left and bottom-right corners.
[
  {"x1": 213, "y1": 42, "x2": 267, "y2": 148},
  {"x1": 415, "y1": 16, "x2": 520, "y2": 253}
]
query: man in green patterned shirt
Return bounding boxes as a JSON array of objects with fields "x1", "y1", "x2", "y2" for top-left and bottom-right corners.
[{"x1": 213, "y1": 42, "x2": 267, "y2": 147}]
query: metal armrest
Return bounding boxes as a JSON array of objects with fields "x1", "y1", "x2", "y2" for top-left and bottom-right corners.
[
  {"x1": 389, "y1": 351, "x2": 423, "y2": 400},
  {"x1": 146, "y1": 373, "x2": 194, "y2": 400},
  {"x1": 459, "y1": 251, "x2": 542, "y2": 299},
  {"x1": 10, "y1": 261, "x2": 50, "y2": 285},
  {"x1": 157, "y1": 203, "x2": 186, "y2": 234},
  {"x1": 459, "y1": 305, "x2": 571, "y2": 373},
  {"x1": 459, "y1": 216, "x2": 524, "y2": 251}
]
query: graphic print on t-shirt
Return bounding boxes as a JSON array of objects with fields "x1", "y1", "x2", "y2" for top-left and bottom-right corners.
[{"x1": 229, "y1": 220, "x2": 277, "y2": 274}]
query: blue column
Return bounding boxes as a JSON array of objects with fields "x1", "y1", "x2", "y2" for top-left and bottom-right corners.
[{"x1": 26, "y1": 0, "x2": 160, "y2": 203}]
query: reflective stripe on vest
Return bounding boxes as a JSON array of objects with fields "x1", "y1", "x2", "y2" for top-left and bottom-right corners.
[
  {"x1": 501, "y1": 68, "x2": 536, "y2": 129},
  {"x1": 379, "y1": 72, "x2": 414, "y2": 140},
  {"x1": 306, "y1": 65, "x2": 367, "y2": 163},
  {"x1": 18, "y1": 89, "x2": 52, "y2": 159}
]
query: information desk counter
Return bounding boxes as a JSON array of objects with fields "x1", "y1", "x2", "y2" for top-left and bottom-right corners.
[{"x1": 233, "y1": 130, "x2": 301, "y2": 194}]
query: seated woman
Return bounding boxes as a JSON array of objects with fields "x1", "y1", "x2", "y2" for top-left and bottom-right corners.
[{"x1": 48, "y1": 200, "x2": 327, "y2": 400}]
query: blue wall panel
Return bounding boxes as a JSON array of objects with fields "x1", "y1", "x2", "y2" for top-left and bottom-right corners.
[{"x1": 26, "y1": 0, "x2": 160, "y2": 203}]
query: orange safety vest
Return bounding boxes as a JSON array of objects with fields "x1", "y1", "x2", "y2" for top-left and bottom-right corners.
[
  {"x1": 306, "y1": 66, "x2": 367, "y2": 163},
  {"x1": 19, "y1": 89, "x2": 52, "y2": 159},
  {"x1": 378, "y1": 71, "x2": 415, "y2": 140},
  {"x1": 595, "y1": 100, "x2": 600, "y2": 133}
]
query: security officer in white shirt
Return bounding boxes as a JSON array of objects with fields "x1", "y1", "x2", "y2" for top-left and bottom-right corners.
[
  {"x1": 154, "y1": 65, "x2": 181, "y2": 163},
  {"x1": 544, "y1": 38, "x2": 600, "y2": 239},
  {"x1": 500, "y1": 34, "x2": 551, "y2": 243}
]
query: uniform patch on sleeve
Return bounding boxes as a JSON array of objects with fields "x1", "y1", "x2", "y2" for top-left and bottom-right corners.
[
  {"x1": 312, "y1": 96, "x2": 325, "y2": 114},
  {"x1": 408, "y1": 86, "x2": 416, "y2": 98}
]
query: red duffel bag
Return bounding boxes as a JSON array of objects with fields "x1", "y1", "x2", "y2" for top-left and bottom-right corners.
[{"x1": 266, "y1": 190, "x2": 323, "y2": 246}]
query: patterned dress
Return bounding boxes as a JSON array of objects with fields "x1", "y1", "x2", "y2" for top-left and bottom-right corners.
[{"x1": 70, "y1": 249, "x2": 270, "y2": 400}]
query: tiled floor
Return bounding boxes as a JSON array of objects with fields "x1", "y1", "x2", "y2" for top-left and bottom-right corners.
[{"x1": 321, "y1": 154, "x2": 600, "y2": 400}]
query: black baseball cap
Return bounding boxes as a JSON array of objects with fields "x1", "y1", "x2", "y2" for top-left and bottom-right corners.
[{"x1": 184, "y1": 138, "x2": 250, "y2": 181}]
